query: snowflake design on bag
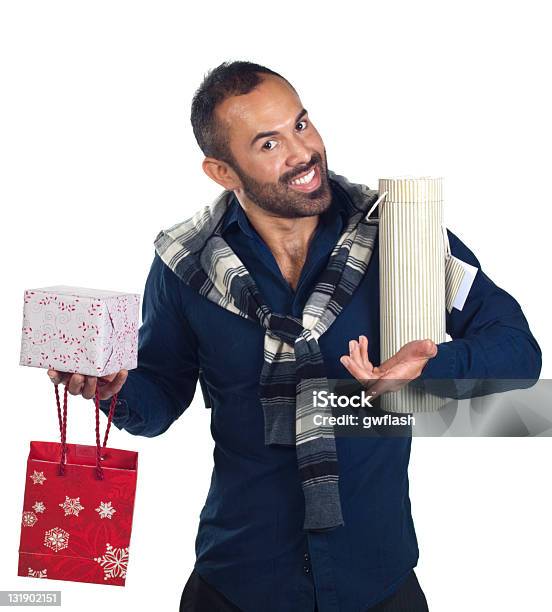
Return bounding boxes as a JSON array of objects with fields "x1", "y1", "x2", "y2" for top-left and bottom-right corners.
[
  {"x1": 22, "y1": 511, "x2": 38, "y2": 527},
  {"x1": 44, "y1": 527, "x2": 69, "y2": 552},
  {"x1": 95, "y1": 501, "x2": 116, "y2": 519},
  {"x1": 59, "y1": 496, "x2": 84, "y2": 516},
  {"x1": 32, "y1": 501, "x2": 46, "y2": 514},
  {"x1": 30, "y1": 471, "x2": 46, "y2": 485},
  {"x1": 27, "y1": 567, "x2": 47, "y2": 579},
  {"x1": 94, "y1": 543, "x2": 129, "y2": 580}
]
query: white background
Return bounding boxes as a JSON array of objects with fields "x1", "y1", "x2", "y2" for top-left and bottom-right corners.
[{"x1": 1, "y1": 1, "x2": 551, "y2": 610}]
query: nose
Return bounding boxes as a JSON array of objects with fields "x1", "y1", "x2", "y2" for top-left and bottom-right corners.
[{"x1": 285, "y1": 134, "x2": 312, "y2": 168}]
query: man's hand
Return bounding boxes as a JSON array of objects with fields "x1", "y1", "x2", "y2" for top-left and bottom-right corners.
[
  {"x1": 47, "y1": 369, "x2": 128, "y2": 401},
  {"x1": 339, "y1": 336, "x2": 437, "y2": 396},
  {"x1": 339, "y1": 335, "x2": 380, "y2": 386}
]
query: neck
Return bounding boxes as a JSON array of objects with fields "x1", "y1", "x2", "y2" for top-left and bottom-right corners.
[{"x1": 236, "y1": 196, "x2": 320, "y2": 259}]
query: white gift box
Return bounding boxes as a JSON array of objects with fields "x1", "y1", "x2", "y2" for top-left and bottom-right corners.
[{"x1": 20, "y1": 286, "x2": 140, "y2": 377}]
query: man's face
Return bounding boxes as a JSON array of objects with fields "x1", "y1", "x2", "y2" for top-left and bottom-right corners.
[{"x1": 215, "y1": 75, "x2": 332, "y2": 219}]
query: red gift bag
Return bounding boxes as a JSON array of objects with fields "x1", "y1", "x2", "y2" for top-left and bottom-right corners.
[{"x1": 18, "y1": 385, "x2": 138, "y2": 586}]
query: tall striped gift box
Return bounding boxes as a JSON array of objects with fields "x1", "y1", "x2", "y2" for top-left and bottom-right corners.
[{"x1": 378, "y1": 176, "x2": 447, "y2": 413}]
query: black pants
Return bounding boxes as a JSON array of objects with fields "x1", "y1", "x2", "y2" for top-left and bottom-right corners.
[{"x1": 179, "y1": 568, "x2": 429, "y2": 611}]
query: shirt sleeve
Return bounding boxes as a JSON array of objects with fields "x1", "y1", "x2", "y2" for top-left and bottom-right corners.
[
  {"x1": 96, "y1": 251, "x2": 200, "y2": 437},
  {"x1": 418, "y1": 229, "x2": 542, "y2": 397}
]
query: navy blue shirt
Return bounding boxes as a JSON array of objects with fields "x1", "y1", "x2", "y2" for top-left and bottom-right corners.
[{"x1": 102, "y1": 181, "x2": 541, "y2": 611}]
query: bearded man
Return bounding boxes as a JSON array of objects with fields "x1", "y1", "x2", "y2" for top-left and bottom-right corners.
[{"x1": 48, "y1": 61, "x2": 541, "y2": 612}]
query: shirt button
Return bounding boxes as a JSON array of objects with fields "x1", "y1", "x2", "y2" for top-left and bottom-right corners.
[
  {"x1": 304, "y1": 552, "x2": 310, "y2": 562},
  {"x1": 303, "y1": 565, "x2": 311, "y2": 574}
]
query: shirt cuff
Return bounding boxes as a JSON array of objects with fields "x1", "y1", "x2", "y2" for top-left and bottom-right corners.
[{"x1": 414, "y1": 340, "x2": 479, "y2": 399}]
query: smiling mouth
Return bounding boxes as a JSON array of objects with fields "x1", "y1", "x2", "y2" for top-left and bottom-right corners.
[{"x1": 288, "y1": 164, "x2": 321, "y2": 192}]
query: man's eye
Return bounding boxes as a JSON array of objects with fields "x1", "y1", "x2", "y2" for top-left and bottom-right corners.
[
  {"x1": 262, "y1": 140, "x2": 277, "y2": 150},
  {"x1": 296, "y1": 120, "x2": 308, "y2": 131}
]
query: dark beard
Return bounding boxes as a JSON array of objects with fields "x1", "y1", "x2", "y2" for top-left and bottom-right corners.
[{"x1": 230, "y1": 150, "x2": 333, "y2": 219}]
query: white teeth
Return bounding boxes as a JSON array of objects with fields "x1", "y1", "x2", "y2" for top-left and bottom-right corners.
[{"x1": 291, "y1": 168, "x2": 316, "y2": 186}]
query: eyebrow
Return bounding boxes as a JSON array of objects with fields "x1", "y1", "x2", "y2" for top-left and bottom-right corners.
[{"x1": 250, "y1": 108, "x2": 308, "y2": 147}]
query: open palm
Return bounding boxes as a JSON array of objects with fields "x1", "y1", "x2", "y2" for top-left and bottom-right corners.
[{"x1": 340, "y1": 336, "x2": 437, "y2": 397}]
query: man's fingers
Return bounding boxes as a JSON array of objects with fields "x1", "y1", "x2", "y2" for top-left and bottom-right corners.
[
  {"x1": 398, "y1": 339, "x2": 437, "y2": 360},
  {"x1": 67, "y1": 374, "x2": 86, "y2": 395},
  {"x1": 350, "y1": 339, "x2": 373, "y2": 373},
  {"x1": 46, "y1": 369, "x2": 128, "y2": 401},
  {"x1": 82, "y1": 376, "x2": 98, "y2": 400},
  {"x1": 358, "y1": 335, "x2": 372, "y2": 370},
  {"x1": 98, "y1": 370, "x2": 128, "y2": 401},
  {"x1": 111, "y1": 370, "x2": 129, "y2": 394},
  {"x1": 348, "y1": 340, "x2": 363, "y2": 370},
  {"x1": 378, "y1": 339, "x2": 437, "y2": 373},
  {"x1": 47, "y1": 369, "x2": 71, "y2": 386},
  {"x1": 417, "y1": 339, "x2": 438, "y2": 359},
  {"x1": 98, "y1": 372, "x2": 119, "y2": 385},
  {"x1": 340, "y1": 356, "x2": 378, "y2": 387},
  {"x1": 340, "y1": 355, "x2": 364, "y2": 380}
]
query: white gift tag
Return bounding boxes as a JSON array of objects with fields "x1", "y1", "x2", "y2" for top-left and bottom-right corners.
[
  {"x1": 442, "y1": 224, "x2": 478, "y2": 313},
  {"x1": 445, "y1": 254, "x2": 478, "y2": 312}
]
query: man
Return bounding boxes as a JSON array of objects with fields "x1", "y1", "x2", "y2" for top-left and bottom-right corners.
[{"x1": 48, "y1": 61, "x2": 542, "y2": 611}]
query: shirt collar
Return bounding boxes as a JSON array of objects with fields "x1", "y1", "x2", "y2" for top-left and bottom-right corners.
[
  {"x1": 220, "y1": 193, "x2": 254, "y2": 238},
  {"x1": 220, "y1": 180, "x2": 348, "y2": 240}
]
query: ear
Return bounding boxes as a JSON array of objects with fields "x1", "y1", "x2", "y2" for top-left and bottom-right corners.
[{"x1": 202, "y1": 157, "x2": 241, "y2": 191}]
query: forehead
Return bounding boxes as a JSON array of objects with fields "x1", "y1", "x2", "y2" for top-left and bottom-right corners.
[{"x1": 216, "y1": 75, "x2": 302, "y2": 141}]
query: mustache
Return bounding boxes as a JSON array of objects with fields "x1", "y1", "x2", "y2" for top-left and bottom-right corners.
[{"x1": 280, "y1": 153, "x2": 323, "y2": 184}]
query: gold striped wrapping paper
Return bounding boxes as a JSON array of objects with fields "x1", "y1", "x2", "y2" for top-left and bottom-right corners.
[{"x1": 378, "y1": 177, "x2": 448, "y2": 413}]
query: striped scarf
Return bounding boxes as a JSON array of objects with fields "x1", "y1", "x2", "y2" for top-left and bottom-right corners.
[{"x1": 154, "y1": 171, "x2": 379, "y2": 531}]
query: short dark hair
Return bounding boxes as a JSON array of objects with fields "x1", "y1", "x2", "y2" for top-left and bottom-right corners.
[{"x1": 190, "y1": 61, "x2": 296, "y2": 164}]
